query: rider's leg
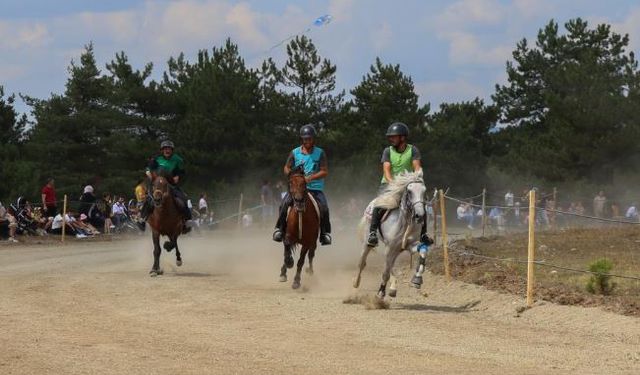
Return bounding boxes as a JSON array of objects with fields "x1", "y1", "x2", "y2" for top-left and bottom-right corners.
[
  {"x1": 420, "y1": 217, "x2": 433, "y2": 245},
  {"x1": 310, "y1": 190, "x2": 331, "y2": 245},
  {"x1": 172, "y1": 186, "x2": 193, "y2": 233},
  {"x1": 367, "y1": 207, "x2": 385, "y2": 246},
  {"x1": 273, "y1": 193, "x2": 292, "y2": 242}
]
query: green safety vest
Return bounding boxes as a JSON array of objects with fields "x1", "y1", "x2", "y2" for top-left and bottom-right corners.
[{"x1": 381, "y1": 144, "x2": 413, "y2": 183}]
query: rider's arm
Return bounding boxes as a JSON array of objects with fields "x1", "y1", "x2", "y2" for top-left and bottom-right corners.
[
  {"x1": 411, "y1": 145, "x2": 422, "y2": 172},
  {"x1": 382, "y1": 162, "x2": 393, "y2": 183},
  {"x1": 146, "y1": 158, "x2": 157, "y2": 179},
  {"x1": 306, "y1": 150, "x2": 328, "y2": 182},
  {"x1": 173, "y1": 156, "x2": 185, "y2": 184},
  {"x1": 41, "y1": 193, "x2": 47, "y2": 210}
]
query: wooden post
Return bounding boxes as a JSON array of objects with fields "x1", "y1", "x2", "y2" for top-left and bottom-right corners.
[
  {"x1": 439, "y1": 189, "x2": 451, "y2": 282},
  {"x1": 527, "y1": 189, "x2": 536, "y2": 307},
  {"x1": 61, "y1": 194, "x2": 68, "y2": 243},
  {"x1": 432, "y1": 189, "x2": 438, "y2": 246},
  {"x1": 236, "y1": 193, "x2": 244, "y2": 228},
  {"x1": 481, "y1": 188, "x2": 487, "y2": 237}
]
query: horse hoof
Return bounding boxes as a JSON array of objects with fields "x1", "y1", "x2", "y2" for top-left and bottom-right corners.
[
  {"x1": 292, "y1": 281, "x2": 301, "y2": 289},
  {"x1": 376, "y1": 291, "x2": 385, "y2": 299},
  {"x1": 279, "y1": 275, "x2": 287, "y2": 282},
  {"x1": 389, "y1": 289, "x2": 397, "y2": 298},
  {"x1": 156, "y1": 269, "x2": 164, "y2": 275},
  {"x1": 305, "y1": 267, "x2": 314, "y2": 275},
  {"x1": 149, "y1": 271, "x2": 158, "y2": 277},
  {"x1": 285, "y1": 256, "x2": 294, "y2": 269},
  {"x1": 352, "y1": 276, "x2": 361, "y2": 289},
  {"x1": 410, "y1": 276, "x2": 423, "y2": 288},
  {"x1": 176, "y1": 260, "x2": 182, "y2": 267}
]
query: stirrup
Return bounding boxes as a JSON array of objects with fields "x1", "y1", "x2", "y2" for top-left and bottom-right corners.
[
  {"x1": 273, "y1": 229, "x2": 284, "y2": 242},
  {"x1": 320, "y1": 233, "x2": 332, "y2": 246},
  {"x1": 367, "y1": 231, "x2": 379, "y2": 246}
]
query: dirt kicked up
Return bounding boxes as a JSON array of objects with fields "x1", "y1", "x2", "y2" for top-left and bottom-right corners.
[{"x1": 0, "y1": 229, "x2": 639, "y2": 375}]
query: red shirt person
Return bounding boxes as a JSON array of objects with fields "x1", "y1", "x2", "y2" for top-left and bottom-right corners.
[{"x1": 41, "y1": 178, "x2": 58, "y2": 217}]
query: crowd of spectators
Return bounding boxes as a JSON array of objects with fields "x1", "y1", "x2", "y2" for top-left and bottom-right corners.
[
  {"x1": 455, "y1": 188, "x2": 640, "y2": 232},
  {"x1": 0, "y1": 177, "x2": 215, "y2": 243}
]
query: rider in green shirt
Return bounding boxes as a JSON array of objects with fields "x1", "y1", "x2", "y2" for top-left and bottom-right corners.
[
  {"x1": 367, "y1": 122, "x2": 431, "y2": 246},
  {"x1": 139, "y1": 140, "x2": 193, "y2": 233}
]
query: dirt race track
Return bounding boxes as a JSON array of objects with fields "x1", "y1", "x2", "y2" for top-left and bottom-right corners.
[{"x1": 1, "y1": 229, "x2": 639, "y2": 375}]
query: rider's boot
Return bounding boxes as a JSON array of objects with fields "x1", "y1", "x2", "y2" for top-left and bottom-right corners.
[
  {"x1": 273, "y1": 207, "x2": 287, "y2": 242},
  {"x1": 420, "y1": 219, "x2": 434, "y2": 245},
  {"x1": 319, "y1": 213, "x2": 332, "y2": 246},
  {"x1": 367, "y1": 207, "x2": 384, "y2": 247},
  {"x1": 182, "y1": 206, "x2": 193, "y2": 234},
  {"x1": 137, "y1": 197, "x2": 153, "y2": 232}
]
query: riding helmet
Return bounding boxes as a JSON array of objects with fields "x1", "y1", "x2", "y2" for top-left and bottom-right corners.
[
  {"x1": 300, "y1": 124, "x2": 317, "y2": 138},
  {"x1": 386, "y1": 122, "x2": 409, "y2": 137},
  {"x1": 160, "y1": 140, "x2": 175, "y2": 149}
]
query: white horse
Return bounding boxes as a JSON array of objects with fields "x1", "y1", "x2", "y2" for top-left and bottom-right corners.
[{"x1": 353, "y1": 170, "x2": 429, "y2": 299}]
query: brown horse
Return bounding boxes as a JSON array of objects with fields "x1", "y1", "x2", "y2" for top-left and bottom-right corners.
[
  {"x1": 279, "y1": 166, "x2": 321, "y2": 289},
  {"x1": 147, "y1": 175, "x2": 184, "y2": 277}
]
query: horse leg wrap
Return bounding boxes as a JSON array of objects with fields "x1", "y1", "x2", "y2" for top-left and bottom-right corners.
[{"x1": 377, "y1": 284, "x2": 386, "y2": 298}]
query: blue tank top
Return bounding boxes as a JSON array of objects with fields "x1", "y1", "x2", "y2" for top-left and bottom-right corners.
[{"x1": 292, "y1": 146, "x2": 325, "y2": 191}]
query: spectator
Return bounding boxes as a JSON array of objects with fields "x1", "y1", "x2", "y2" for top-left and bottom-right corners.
[
  {"x1": 625, "y1": 203, "x2": 638, "y2": 221},
  {"x1": 261, "y1": 180, "x2": 274, "y2": 224},
  {"x1": 610, "y1": 201, "x2": 621, "y2": 218},
  {"x1": 575, "y1": 201, "x2": 586, "y2": 216},
  {"x1": 100, "y1": 193, "x2": 114, "y2": 234},
  {"x1": 111, "y1": 196, "x2": 126, "y2": 228},
  {"x1": 242, "y1": 211, "x2": 253, "y2": 228},
  {"x1": 41, "y1": 177, "x2": 57, "y2": 218},
  {"x1": 275, "y1": 180, "x2": 287, "y2": 200},
  {"x1": 79, "y1": 185, "x2": 96, "y2": 216},
  {"x1": 50, "y1": 212, "x2": 83, "y2": 237},
  {"x1": 198, "y1": 193, "x2": 208, "y2": 225},
  {"x1": 0, "y1": 202, "x2": 19, "y2": 243},
  {"x1": 457, "y1": 201, "x2": 475, "y2": 229},
  {"x1": 593, "y1": 191, "x2": 607, "y2": 218}
]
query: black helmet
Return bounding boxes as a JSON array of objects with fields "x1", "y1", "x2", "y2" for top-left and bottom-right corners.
[
  {"x1": 300, "y1": 124, "x2": 317, "y2": 138},
  {"x1": 160, "y1": 140, "x2": 175, "y2": 149},
  {"x1": 386, "y1": 122, "x2": 409, "y2": 137}
]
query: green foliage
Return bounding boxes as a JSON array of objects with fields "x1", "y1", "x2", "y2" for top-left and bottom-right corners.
[
  {"x1": 586, "y1": 258, "x2": 616, "y2": 295},
  {"x1": 493, "y1": 18, "x2": 640, "y2": 184}
]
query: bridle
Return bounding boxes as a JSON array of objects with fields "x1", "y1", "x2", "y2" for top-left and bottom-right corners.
[
  {"x1": 289, "y1": 173, "x2": 307, "y2": 212},
  {"x1": 402, "y1": 181, "x2": 426, "y2": 221}
]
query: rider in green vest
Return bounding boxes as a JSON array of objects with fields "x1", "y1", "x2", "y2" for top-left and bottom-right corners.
[
  {"x1": 367, "y1": 122, "x2": 431, "y2": 247},
  {"x1": 138, "y1": 140, "x2": 193, "y2": 233}
]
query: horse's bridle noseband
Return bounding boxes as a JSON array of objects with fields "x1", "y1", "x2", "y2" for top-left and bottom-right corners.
[{"x1": 403, "y1": 181, "x2": 426, "y2": 219}]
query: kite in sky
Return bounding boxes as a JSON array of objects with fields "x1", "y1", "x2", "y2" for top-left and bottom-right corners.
[{"x1": 266, "y1": 14, "x2": 333, "y2": 53}]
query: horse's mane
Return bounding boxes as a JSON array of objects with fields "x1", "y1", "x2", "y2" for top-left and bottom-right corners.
[{"x1": 373, "y1": 170, "x2": 424, "y2": 209}]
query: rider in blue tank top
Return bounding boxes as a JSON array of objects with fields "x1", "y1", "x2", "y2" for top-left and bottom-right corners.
[{"x1": 273, "y1": 124, "x2": 332, "y2": 246}]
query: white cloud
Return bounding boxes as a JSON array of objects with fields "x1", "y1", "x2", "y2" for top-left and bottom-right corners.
[
  {"x1": 440, "y1": 31, "x2": 511, "y2": 66},
  {"x1": 0, "y1": 21, "x2": 51, "y2": 49},
  {"x1": 371, "y1": 21, "x2": 392, "y2": 52},
  {"x1": 609, "y1": 7, "x2": 640, "y2": 51},
  {"x1": 328, "y1": 0, "x2": 356, "y2": 22},
  {"x1": 0, "y1": 64, "x2": 27, "y2": 82},
  {"x1": 436, "y1": 0, "x2": 506, "y2": 30},
  {"x1": 416, "y1": 78, "x2": 487, "y2": 107}
]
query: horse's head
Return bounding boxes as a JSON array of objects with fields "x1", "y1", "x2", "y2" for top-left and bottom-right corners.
[
  {"x1": 403, "y1": 178, "x2": 427, "y2": 223},
  {"x1": 152, "y1": 175, "x2": 170, "y2": 207},
  {"x1": 288, "y1": 165, "x2": 307, "y2": 211}
]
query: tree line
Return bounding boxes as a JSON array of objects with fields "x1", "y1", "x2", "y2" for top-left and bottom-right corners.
[{"x1": 1, "y1": 18, "x2": 640, "y2": 203}]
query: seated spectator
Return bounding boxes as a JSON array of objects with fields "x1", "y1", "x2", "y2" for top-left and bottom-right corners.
[
  {"x1": 112, "y1": 197, "x2": 127, "y2": 228},
  {"x1": 49, "y1": 212, "x2": 78, "y2": 236},
  {"x1": 457, "y1": 201, "x2": 475, "y2": 229},
  {"x1": 79, "y1": 185, "x2": 97, "y2": 216},
  {"x1": 625, "y1": 203, "x2": 638, "y2": 221},
  {"x1": 76, "y1": 213, "x2": 99, "y2": 235},
  {"x1": 0, "y1": 202, "x2": 19, "y2": 243}
]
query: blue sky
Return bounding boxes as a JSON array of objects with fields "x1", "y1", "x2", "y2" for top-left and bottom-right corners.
[{"x1": 2, "y1": 0, "x2": 640, "y2": 115}]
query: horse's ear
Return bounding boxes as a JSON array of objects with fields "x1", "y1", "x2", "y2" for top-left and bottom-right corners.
[{"x1": 417, "y1": 169, "x2": 424, "y2": 179}]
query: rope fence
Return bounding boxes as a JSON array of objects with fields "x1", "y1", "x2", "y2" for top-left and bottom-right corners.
[{"x1": 434, "y1": 188, "x2": 640, "y2": 307}]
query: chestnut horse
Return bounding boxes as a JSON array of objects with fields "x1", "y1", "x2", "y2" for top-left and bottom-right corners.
[
  {"x1": 279, "y1": 166, "x2": 320, "y2": 289},
  {"x1": 147, "y1": 175, "x2": 184, "y2": 276}
]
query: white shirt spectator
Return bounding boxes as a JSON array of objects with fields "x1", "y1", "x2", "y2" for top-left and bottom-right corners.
[
  {"x1": 457, "y1": 204, "x2": 466, "y2": 219},
  {"x1": 505, "y1": 192, "x2": 514, "y2": 207},
  {"x1": 625, "y1": 205, "x2": 638, "y2": 219},
  {"x1": 112, "y1": 202, "x2": 125, "y2": 215},
  {"x1": 51, "y1": 214, "x2": 73, "y2": 230},
  {"x1": 187, "y1": 199, "x2": 193, "y2": 209},
  {"x1": 199, "y1": 198, "x2": 208, "y2": 210}
]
